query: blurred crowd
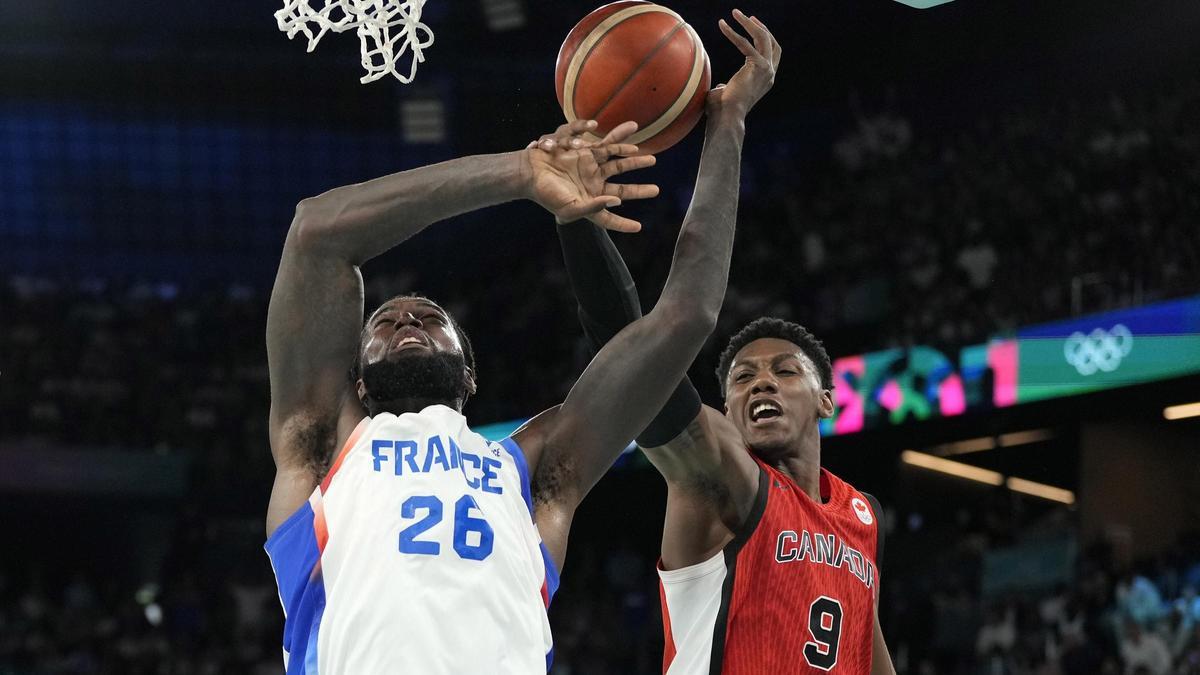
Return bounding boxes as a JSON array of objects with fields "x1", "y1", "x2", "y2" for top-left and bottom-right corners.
[
  {"x1": 727, "y1": 78, "x2": 1200, "y2": 356},
  {"x1": 0, "y1": 566, "x2": 281, "y2": 675},
  {"x1": 880, "y1": 496, "x2": 1200, "y2": 675},
  {"x1": 5, "y1": 79, "x2": 1199, "y2": 440},
  {"x1": 3, "y1": 491, "x2": 1198, "y2": 674},
  {"x1": 2, "y1": 76, "x2": 1199, "y2": 673}
]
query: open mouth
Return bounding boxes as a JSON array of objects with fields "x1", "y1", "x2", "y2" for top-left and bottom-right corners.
[
  {"x1": 750, "y1": 401, "x2": 783, "y2": 423},
  {"x1": 391, "y1": 334, "x2": 429, "y2": 351}
]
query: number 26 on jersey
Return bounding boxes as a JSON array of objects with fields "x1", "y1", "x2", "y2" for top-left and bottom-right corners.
[{"x1": 398, "y1": 494, "x2": 495, "y2": 560}]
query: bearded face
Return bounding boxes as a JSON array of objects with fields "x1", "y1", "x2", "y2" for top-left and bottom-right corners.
[
  {"x1": 360, "y1": 349, "x2": 470, "y2": 414},
  {"x1": 356, "y1": 297, "x2": 476, "y2": 415}
]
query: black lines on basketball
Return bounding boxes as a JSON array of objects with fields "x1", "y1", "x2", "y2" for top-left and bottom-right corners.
[{"x1": 590, "y1": 19, "x2": 685, "y2": 122}]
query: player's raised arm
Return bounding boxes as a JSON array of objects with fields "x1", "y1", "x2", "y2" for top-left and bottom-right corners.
[
  {"x1": 265, "y1": 141, "x2": 656, "y2": 536},
  {"x1": 552, "y1": 167, "x2": 703, "y2": 451},
  {"x1": 550, "y1": 161, "x2": 757, "y2": 535},
  {"x1": 524, "y1": 11, "x2": 781, "y2": 563}
]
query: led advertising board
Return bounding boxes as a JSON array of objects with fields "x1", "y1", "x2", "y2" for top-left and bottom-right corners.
[
  {"x1": 474, "y1": 296, "x2": 1200, "y2": 441},
  {"x1": 821, "y1": 296, "x2": 1200, "y2": 435}
]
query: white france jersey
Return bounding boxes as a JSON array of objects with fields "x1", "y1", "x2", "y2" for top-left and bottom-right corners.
[{"x1": 265, "y1": 405, "x2": 559, "y2": 674}]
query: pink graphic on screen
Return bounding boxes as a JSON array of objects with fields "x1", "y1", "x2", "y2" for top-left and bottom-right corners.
[
  {"x1": 988, "y1": 340, "x2": 1019, "y2": 407},
  {"x1": 832, "y1": 356, "x2": 866, "y2": 434},
  {"x1": 939, "y1": 373, "x2": 966, "y2": 416},
  {"x1": 877, "y1": 379, "x2": 903, "y2": 413}
]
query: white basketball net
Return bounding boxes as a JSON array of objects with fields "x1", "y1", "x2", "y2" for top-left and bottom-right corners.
[{"x1": 275, "y1": 0, "x2": 435, "y2": 84}]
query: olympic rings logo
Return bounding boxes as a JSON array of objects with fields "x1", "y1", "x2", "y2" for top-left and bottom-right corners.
[{"x1": 1063, "y1": 324, "x2": 1134, "y2": 376}]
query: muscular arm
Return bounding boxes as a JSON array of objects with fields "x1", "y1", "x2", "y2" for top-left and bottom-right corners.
[
  {"x1": 528, "y1": 108, "x2": 749, "y2": 564},
  {"x1": 266, "y1": 152, "x2": 536, "y2": 536},
  {"x1": 554, "y1": 222, "x2": 760, "y2": 565},
  {"x1": 526, "y1": 13, "x2": 781, "y2": 568},
  {"x1": 872, "y1": 613, "x2": 897, "y2": 675},
  {"x1": 555, "y1": 221, "x2": 702, "y2": 448}
]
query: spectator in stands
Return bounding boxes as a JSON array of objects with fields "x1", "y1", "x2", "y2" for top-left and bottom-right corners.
[
  {"x1": 1119, "y1": 618, "x2": 1172, "y2": 675},
  {"x1": 1177, "y1": 622, "x2": 1200, "y2": 675},
  {"x1": 1117, "y1": 572, "x2": 1167, "y2": 626},
  {"x1": 1180, "y1": 585, "x2": 1200, "y2": 622},
  {"x1": 1060, "y1": 630, "x2": 1105, "y2": 675},
  {"x1": 977, "y1": 603, "x2": 1018, "y2": 658}
]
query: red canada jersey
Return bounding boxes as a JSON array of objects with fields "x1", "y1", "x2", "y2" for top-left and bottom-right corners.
[{"x1": 659, "y1": 457, "x2": 880, "y2": 674}]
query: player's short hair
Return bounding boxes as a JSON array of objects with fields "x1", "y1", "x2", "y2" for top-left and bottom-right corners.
[
  {"x1": 716, "y1": 317, "x2": 833, "y2": 397},
  {"x1": 349, "y1": 294, "x2": 476, "y2": 383}
]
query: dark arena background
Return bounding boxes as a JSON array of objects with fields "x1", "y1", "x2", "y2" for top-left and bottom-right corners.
[{"x1": 2, "y1": 0, "x2": 1200, "y2": 673}]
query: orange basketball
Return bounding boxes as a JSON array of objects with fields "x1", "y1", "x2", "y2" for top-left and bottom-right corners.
[{"x1": 555, "y1": 1, "x2": 711, "y2": 155}]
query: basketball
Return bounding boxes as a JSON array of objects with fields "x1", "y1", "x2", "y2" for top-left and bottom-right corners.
[{"x1": 555, "y1": 1, "x2": 711, "y2": 155}]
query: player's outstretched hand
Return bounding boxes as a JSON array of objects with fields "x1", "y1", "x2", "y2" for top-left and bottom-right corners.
[
  {"x1": 709, "y1": 9, "x2": 781, "y2": 117},
  {"x1": 525, "y1": 119, "x2": 659, "y2": 233}
]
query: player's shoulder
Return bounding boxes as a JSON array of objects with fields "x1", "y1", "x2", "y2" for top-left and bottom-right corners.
[
  {"x1": 812, "y1": 468, "x2": 878, "y2": 523},
  {"x1": 510, "y1": 405, "x2": 561, "y2": 441},
  {"x1": 820, "y1": 466, "x2": 867, "y2": 501},
  {"x1": 821, "y1": 470, "x2": 885, "y2": 563},
  {"x1": 509, "y1": 405, "x2": 561, "y2": 472}
]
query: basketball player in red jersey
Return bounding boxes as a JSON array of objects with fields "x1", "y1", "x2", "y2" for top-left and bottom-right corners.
[{"x1": 545, "y1": 14, "x2": 895, "y2": 673}]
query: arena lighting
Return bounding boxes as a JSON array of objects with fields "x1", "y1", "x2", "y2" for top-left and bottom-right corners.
[
  {"x1": 931, "y1": 436, "x2": 994, "y2": 456},
  {"x1": 400, "y1": 98, "x2": 446, "y2": 144},
  {"x1": 903, "y1": 452, "x2": 1076, "y2": 504},
  {"x1": 1164, "y1": 402, "x2": 1200, "y2": 421},
  {"x1": 481, "y1": 0, "x2": 525, "y2": 31},
  {"x1": 998, "y1": 428, "x2": 1057, "y2": 447},
  {"x1": 1006, "y1": 477, "x2": 1076, "y2": 505},
  {"x1": 891, "y1": 0, "x2": 960, "y2": 7},
  {"x1": 900, "y1": 451, "x2": 1004, "y2": 486},
  {"x1": 933, "y1": 428, "x2": 1057, "y2": 456}
]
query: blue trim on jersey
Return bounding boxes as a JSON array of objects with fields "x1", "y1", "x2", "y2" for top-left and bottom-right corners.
[
  {"x1": 498, "y1": 436, "x2": 534, "y2": 516},
  {"x1": 265, "y1": 501, "x2": 325, "y2": 674},
  {"x1": 500, "y1": 434, "x2": 559, "y2": 674},
  {"x1": 540, "y1": 541, "x2": 561, "y2": 604},
  {"x1": 302, "y1": 585, "x2": 325, "y2": 675}
]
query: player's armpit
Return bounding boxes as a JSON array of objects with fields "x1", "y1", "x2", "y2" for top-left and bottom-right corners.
[
  {"x1": 510, "y1": 407, "x2": 577, "y2": 571},
  {"x1": 530, "y1": 493, "x2": 575, "y2": 573},
  {"x1": 508, "y1": 407, "x2": 584, "y2": 571},
  {"x1": 509, "y1": 406, "x2": 561, "y2": 490},
  {"x1": 265, "y1": 395, "x2": 365, "y2": 537}
]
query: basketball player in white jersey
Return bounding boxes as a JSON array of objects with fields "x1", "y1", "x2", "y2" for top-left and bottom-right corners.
[{"x1": 263, "y1": 11, "x2": 778, "y2": 674}]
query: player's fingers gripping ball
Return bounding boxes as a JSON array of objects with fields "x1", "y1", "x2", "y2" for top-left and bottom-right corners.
[
  {"x1": 527, "y1": 122, "x2": 646, "y2": 165},
  {"x1": 556, "y1": 1, "x2": 710, "y2": 156}
]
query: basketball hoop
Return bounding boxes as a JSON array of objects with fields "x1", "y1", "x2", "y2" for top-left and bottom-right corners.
[{"x1": 275, "y1": 0, "x2": 435, "y2": 84}]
